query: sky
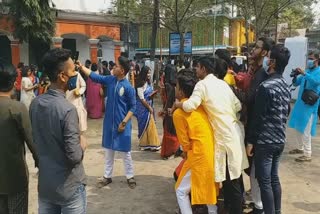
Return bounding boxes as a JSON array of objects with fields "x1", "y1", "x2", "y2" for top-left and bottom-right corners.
[
  {"x1": 52, "y1": 0, "x2": 113, "y2": 13},
  {"x1": 52, "y1": 0, "x2": 320, "y2": 24},
  {"x1": 314, "y1": 2, "x2": 320, "y2": 23}
]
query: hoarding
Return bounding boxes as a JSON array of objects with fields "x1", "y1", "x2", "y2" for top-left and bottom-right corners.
[{"x1": 169, "y1": 32, "x2": 192, "y2": 55}]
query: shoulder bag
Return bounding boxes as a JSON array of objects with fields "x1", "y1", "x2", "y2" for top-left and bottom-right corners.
[{"x1": 301, "y1": 80, "x2": 319, "y2": 105}]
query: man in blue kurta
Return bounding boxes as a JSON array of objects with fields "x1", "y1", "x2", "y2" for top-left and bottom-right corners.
[
  {"x1": 289, "y1": 50, "x2": 320, "y2": 162},
  {"x1": 79, "y1": 56, "x2": 137, "y2": 188}
]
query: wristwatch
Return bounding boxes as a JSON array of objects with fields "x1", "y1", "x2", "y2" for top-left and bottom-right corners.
[{"x1": 121, "y1": 121, "x2": 127, "y2": 126}]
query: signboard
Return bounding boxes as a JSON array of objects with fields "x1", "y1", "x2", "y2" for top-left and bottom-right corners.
[{"x1": 169, "y1": 32, "x2": 192, "y2": 55}]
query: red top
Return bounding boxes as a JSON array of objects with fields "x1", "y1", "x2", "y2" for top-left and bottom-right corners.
[{"x1": 15, "y1": 68, "x2": 22, "y2": 91}]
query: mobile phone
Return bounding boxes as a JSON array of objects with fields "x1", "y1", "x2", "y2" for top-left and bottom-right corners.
[{"x1": 73, "y1": 51, "x2": 79, "y2": 62}]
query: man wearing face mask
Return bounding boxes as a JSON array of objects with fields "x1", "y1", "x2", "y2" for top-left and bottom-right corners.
[
  {"x1": 288, "y1": 50, "x2": 320, "y2": 162},
  {"x1": 247, "y1": 45, "x2": 291, "y2": 214},
  {"x1": 233, "y1": 38, "x2": 273, "y2": 214},
  {"x1": 30, "y1": 48, "x2": 87, "y2": 214}
]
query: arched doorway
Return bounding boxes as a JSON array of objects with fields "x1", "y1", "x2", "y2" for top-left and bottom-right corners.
[
  {"x1": 29, "y1": 39, "x2": 50, "y2": 65},
  {"x1": 61, "y1": 34, "x2": 90, "y2": 63},
  {"x1": 0, "y1": 35, "x2": 12, "y2": 64},
  {"x1": 62, "y1": 38, "x2": 76, "y2": 55}
]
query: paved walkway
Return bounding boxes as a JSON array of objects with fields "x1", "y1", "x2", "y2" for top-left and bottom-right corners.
[{"x1": 26, "y1": 100, "x2": 320, "y2": 214}]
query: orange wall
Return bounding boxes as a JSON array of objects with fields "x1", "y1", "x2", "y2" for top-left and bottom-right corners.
[
  {"x1": 55, "y1": 19, "x2": 120, "y2": 40},
  {"x1": 10, "y1": 41, "x2": 20, "y2": 66},
  {"x1": 0, "y1": 16, "x2": 122, "y2": 64},
  {"x1": 0, "y1": 16, "x2": 14, "y2": 33}
]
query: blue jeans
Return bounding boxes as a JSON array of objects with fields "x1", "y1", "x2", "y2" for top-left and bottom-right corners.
[
  {"x1": 255, "y1": 144, "x2": 284, "y2": 214},
  {"x1": 39, "y1": 184, "x2": 86, "y2": 214}
]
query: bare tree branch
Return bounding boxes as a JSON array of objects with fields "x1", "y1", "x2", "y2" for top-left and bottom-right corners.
[
  {"x1": 257, "y1": 0, "x2": 292, "y2": 35},
  {"x1": 256, "y1": 1, "x2": 268, "y2": 21},
  {"x1": 178, "y1": 0, "x2": 195, "y2": 24},
  {"x1": 159, "y1": 17, "x2": 176, "y2": 31},
  {"x1": 175, "y1": 0, "x2": 179, "y2": 32},
  {"x1": 160, "y1": 1, "x2": 175, "y2": 17}
]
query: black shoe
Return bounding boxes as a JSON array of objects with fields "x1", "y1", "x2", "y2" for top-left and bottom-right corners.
[{"x1": 248, "y1": 207, "x2": 264, "y2": 214}]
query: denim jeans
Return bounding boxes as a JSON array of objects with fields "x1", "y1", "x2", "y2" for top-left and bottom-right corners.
[
  {"x1": 255, "y1": 144, "x2": 284, "y2": 214},
  {"x1": 39, "y1": 184, "x2": 86, "y2": 214}
]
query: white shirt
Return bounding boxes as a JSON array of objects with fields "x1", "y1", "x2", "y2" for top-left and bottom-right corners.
[
  {"x1": 182, "y1": 74, "x2": 249, "y2": 182},
  {"x1": 66, "y1": 72, "x2": 87, "y2": 132},
  {"x1": 137, "y1": 82, "x2": 147, "y2": 100}
]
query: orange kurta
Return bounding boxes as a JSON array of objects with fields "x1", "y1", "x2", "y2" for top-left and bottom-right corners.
[
  {"x1": 173, "y1": 103, "x2": 218, "y2": 205},
  {"x1": 224, "y1": 70, "x2": 236, "y2": 86}
]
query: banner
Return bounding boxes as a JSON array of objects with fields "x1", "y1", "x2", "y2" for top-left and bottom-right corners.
[{"x1": 169, "y1": 32, "x2": 192, "y2": 55}]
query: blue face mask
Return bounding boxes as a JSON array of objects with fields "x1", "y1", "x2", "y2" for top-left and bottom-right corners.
[
  {"x1": 307, "y1": 59, "x2": 315, "y2": 69},
  {"x1": 67, "y1": 74, "x2": 78, "y2": 91},
  {"x1": 263, "y1": 56, "x2": 269, "y2": 73}
]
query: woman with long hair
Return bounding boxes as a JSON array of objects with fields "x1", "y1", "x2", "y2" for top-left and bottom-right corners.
[
  {"x1": 30, "y1": 65, "x2": 40, "y2": 96},
  {"x1": 134, "y1": 66, "x2": 161, "y2": 151},
  {"x1": 20, "y1": 66, "x2": 37, "y2": 110},
  {"x1": 66, "y1": 66, "x2": 88, "y2": 149},
  {"x1": 86, "y1": 63, "x2": 104, "y2": 119},
  {"x1": 160, "y1": 64, "x2": 180, "y2": 159}
]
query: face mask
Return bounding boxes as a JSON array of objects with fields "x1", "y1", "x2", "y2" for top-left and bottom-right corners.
[
  {"x1": 263, "y1": 56, "x2": 269, "y2": 73},
  {"x1": 307, "y1": 59, "x2": 315, "y2": 69},
  {"x1": 67, "y1": 74, "x2": 78, "y2": 91}
]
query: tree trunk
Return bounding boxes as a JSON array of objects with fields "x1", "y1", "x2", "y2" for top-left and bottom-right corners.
[
  {"x1": 149, "y1": 0, "x2": 159, "y2": 88},
  {"x1": 179, "y1": 32, "x2": 185, "y2": 62},
  {"x1": 245, "y1": 18, "x2": 249, "y2": 55},
  {"x1": 245, "y1": 18, "x2": 250, "y2": 71},
  {"x1": 150, "y1": 0, "x2": 159, "y2": 61},
  {"x1": 255, "y1": 19, "x2": 260, "y2": 40}
]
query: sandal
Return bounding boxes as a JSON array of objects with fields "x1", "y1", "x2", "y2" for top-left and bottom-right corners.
[
  {"x1": 289, "y1": 149, "x2": 303, "y2": 155},
  {"x1": 127, "y1": 177, "x2": 136, "y2": 189},
  {"x1": 295, "y1": 155, "x2": 312, "y2": 162},
  {"x1": 97, "y1": 177, "x2": 112, "y2": 188}
]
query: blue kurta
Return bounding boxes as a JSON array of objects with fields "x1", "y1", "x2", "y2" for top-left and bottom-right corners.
[
  {"x1": 289, "y1": 67, "x2": 320, "y2": 136},
  {"x1": 89, "y1": 72, "x2": 136, "y2": 152}
]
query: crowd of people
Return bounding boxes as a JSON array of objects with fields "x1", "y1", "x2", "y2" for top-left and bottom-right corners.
[{"x1": 1, "y1": 36, "x2": 320, "y2": 214}]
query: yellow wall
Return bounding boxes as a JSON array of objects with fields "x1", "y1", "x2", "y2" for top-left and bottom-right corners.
[{"x1": 230, "y1": 18, "x2": 255, "y2": 54}]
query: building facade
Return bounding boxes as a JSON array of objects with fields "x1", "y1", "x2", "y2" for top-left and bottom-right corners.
[
  {"x1": 135, "y1": 3, "x2": 255, "y2": 58},
  {"x1": 0, "y1": 0, "x2": 124, "y2": 66},
  {"x1": 306, "y1": 28, "x2": 320, "y2": 50}
]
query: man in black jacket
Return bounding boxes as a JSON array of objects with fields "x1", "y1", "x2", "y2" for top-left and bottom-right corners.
[
  {"x1": 234, "y1": 37, "x2": 274, "y2": 214},
  {"x1": 247, "y1": 46, "x2": 291, "y2": 214}
]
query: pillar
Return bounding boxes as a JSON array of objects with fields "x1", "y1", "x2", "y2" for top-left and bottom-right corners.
[
  {"x1": 88, "y1": 39, "x2": 99, "y2": 63},
  {"x1": 112, "y1": 41, "x2": 124, "y2": 62},
  {"x1": 52, "y1": 37, "x2": 63, "y2": 48},
  {"x1": 8, "y1": 36, "x2": 20, "y2": 66},
  {"x1": 114, "y1": 46, "x2": 121, "y2": 63}
]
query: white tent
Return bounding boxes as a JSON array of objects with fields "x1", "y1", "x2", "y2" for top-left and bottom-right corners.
[{"x1": 284, "y1": 37, "x2": 308, "y2": 100}]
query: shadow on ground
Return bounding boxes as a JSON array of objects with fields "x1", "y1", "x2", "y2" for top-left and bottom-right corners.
[
  {"x1": 292, "y1": 202, "x2": 320, "y2": 213},
  {"x1": 86, "y1": 175, "x2": 177, "y2": 214}
]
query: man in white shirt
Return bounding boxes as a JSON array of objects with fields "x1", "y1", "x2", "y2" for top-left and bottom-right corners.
[{"x1": 173, "y1": 57, "x2": 248, "y2": 214}]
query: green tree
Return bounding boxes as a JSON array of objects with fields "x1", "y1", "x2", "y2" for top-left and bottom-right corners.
[
  {"x1": 150, "y1": 0, "x2": 159, "y2": 61},
  {"x1": 231, "y1": 0, "x2": 317, "y2": 38},
  {"x1": 8, "y1": 0, "x2": 55, "y2": 44},
  {"x1": 113, "y1": 0, "x2": 215, "y2": 60},
  {"x1": 278, "y1": 2, "x2": 314, "y2": 38},
  {"x1": 159, "y1": 0, "x2": 214, "y2": 60}
]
